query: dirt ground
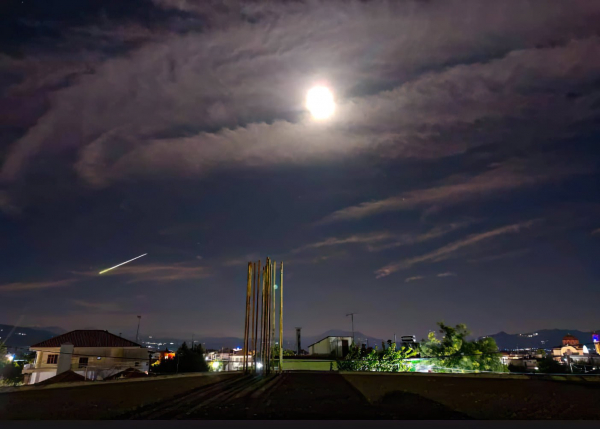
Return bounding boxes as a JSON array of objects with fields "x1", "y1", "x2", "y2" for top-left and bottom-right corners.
[
  {"x1": 343, "y1": 373, "x2": 600, "y2": 419},
  {"x1": 0, "y1": 373, "x2": 237, "y2": 419},
  {"x1": 190, "y1": 372, "x2": 469, "y2": 419},
  {"x1": 3, "y1": 371, "x2": 600, "y2": 419}
]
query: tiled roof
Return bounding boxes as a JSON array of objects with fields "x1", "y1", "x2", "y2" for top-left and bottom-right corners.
[{"x1": 31, "y1": 330, "x2": 142, "y2": 348}]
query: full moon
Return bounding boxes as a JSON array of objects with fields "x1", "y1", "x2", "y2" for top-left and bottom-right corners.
[{"x1": 306, "y1": 86, "x2": 335, "y2": 120}]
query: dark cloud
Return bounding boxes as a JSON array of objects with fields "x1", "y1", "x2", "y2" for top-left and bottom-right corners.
[
  {"x1": 2, "y1": 1, "x2": 600, "y2": 339},
  {"x1": 3, "y1": 1, "x2": 600, "y2": 190}
]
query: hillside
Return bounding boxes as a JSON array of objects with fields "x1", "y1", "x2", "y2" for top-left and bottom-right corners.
[
  {"x1": 486, "y1": 329, "x2": 599, "y2": 350},
  {"x1": 0, "y1": 324, "x2": 65, "y2": 348}
]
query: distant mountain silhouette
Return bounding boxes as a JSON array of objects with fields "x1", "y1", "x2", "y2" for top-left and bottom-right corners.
[
  {"x1": 485, "y1": 329, "x2": 600, "y2": 350},
  {"x1": 15, "y1": 323, "x2": 593, "y2": 353},
  {"x1": 0, "y1": 324, "x2": 65, "y2": 348}
]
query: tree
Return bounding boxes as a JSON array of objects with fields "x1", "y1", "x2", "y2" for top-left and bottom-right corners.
[
  {"x1": 419, "y1": 322, "x2": 507, "y2": 373},
  {"x1": 537, "y1": 356, "x2": 564, "y2": 374},
  {"x1": 153, "y1": 342, "x2": 209, "y2": 374},
  {"x1": 337, "y1": 343, "x2": 417, "y2": 372},
  {"x1": 1, "y1": 361, "x2": 24, "y2": 386},
  {"x1": 271, "y1": 345, "x2": 295, "y2": 357}
]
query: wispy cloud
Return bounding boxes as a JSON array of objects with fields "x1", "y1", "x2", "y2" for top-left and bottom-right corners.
[
  {"x1": 366, "y1": 223, "x2": 471, "y2": 252},
  {"x1": 294, "y1": 222, "x2": 471, "y2": 254},
  {"x1": 437, "y1": 272, "x2": 457, "y2": 278},
  {"x1": 319, "y1": 159, "x2": 587, "y2": 224},
  {"x1": 0, "y1": 279, "x2": 77, "y2": 292},
  {"x1": 71, "y1": 299, "x2": 123, "y2": 313},
  {"x1": 375, "y1": 220, "x2": 539, "y2": 278},
  {"x1": 75, "y1": 263, "x2": 210, "y2": 283},
  {"x1": 286, "y1": 250, "x2": 349, "y2": 266},
  {"x1": 592, "y1": 228, "x2": 600, "y2": 235},
  {"x1": 221, "y1": 254, "x2": 261, "y2": 267},
  {"x1": 468, "y1": 248, "x2": 532, "y2": 263},
  {"x1": 293, "y1": 232, "x2": 394, "y2": 253},
  {"x1": 405, "y1": 276, "x2": 425, "y2": 283}
]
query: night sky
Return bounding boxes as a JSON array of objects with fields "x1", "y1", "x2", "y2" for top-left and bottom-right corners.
[{"x1": 2, "y1": 0, "x2": 600, "y2": 341}]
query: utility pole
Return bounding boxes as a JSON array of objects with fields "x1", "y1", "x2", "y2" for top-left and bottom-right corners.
[
  {"x1": 346, "y1": 313, "x2": 356, "y2": 345},
  {"x1": 279, "y1": 262, "x2": 283, "y2": 373},
  {"x1": 135, "y1": 315, "x2": 142, "y2": 344}
]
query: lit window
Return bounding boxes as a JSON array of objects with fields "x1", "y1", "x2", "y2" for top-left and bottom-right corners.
[{"x1": 47, "y1": 354, "x2": 58, "y2": 364}]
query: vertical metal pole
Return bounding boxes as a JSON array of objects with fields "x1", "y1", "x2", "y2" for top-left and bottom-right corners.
[
  {"x1": 254, "y1": 261, "x2": 260, "y2": 373},
  {"x1": 272, "y1": 261, "x2": 276, "y2": 371},
  {"x1": 266, "y1": 259, "x2": 271, "y2": 374},
  {"x1": 244, "y1": 262, "x2": 252, "y2": 372},
  {"x1": 279, "y1": 262, "x2": 283, "y2": 372},
  {"x1": 251, "y1": 262, "x2": 257, "y2": 372},
  {"x1": 260, "y1": 258, "x2": 268, "y2": 371}
]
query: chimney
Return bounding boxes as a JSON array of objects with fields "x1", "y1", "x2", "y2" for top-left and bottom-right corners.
[{"x1": 56, "y1": 343, "x2": 74, "y2": 376}]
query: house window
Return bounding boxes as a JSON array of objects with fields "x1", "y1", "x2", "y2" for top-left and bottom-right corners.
[
  {"x1": 135, "y1": 362, "x2": 140, "y2": 367},
  {"x1": 47, "y1": 354, "x2": 58, "y2": 364},
  {"x1": 78, "y1": 357, "x2": 89, "y2": 368}
]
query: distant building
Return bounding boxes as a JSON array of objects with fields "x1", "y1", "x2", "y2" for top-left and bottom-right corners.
[
  {"x1": 400, "y1": 335, "x2": 416, "y2": 347},
  {"x1": 158, "y1": 347, "x2": 176, "y2": 361},
  {"x1": 307, "y1": 336, "x2": 353, "y2": 358},
  {"x1": 552, "y1": 334, "x2": 590, "y2": 363},
  {"x1": 205, "y1": 349, "x2": 253, "y2": 371},
  {"x1": 22, "y1": 330, "x2": 150, "y2": 384}
]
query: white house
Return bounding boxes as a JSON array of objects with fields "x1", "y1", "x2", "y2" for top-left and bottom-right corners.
[
  {"x1": 22, "y1": 330, "x2": 150, "y2": 384},
  {"x1": 308, "y1": 336, "x2": 353, "y2": 357}
]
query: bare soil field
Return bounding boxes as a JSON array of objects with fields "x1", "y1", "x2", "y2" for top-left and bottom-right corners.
[
  {"x1": 2, "y1": 371, "x2": 600, "y2": 419},
  {"x1": 343, "y1": 373, "x2": 600, "y2": 419},
  {"x1": 0, "y1": 372, "x2": 238, "y2": 419}
]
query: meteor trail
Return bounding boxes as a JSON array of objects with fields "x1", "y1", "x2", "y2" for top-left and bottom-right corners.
[{"x1": 99, "y1": 253, "x2": 147, "y2": 275}]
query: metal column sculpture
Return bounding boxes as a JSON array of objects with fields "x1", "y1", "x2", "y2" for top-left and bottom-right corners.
[{"x1": 243, "y1": 257, "x2": 284, "y2": 375}]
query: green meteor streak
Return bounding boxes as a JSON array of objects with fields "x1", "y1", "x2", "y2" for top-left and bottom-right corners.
[{"x1": 99, "y1": 253, "x2": 147, "y2": 274}]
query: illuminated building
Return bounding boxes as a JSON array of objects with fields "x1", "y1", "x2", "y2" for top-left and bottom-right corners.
[
  {"x1": 551, "y1": 334, "x2": 590, "y2": 363},
  {"x1": 22, "y1": 330, "x2": 150, "y2": 384},
  {"x1": 159, "y1": 347, "x2": 176, "y2": 361}
]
